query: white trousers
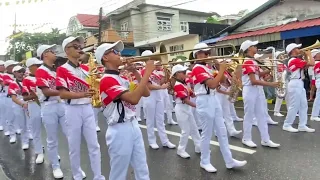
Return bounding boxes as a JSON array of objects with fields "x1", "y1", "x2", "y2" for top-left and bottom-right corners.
[
  {"x1": 274, "y1": 97, "x2": 283, "y2": 113},
  {"x1": 12, "y1": 102, "x2": 29, "y2": 144},
  {"x1": 5, "y1": 97, "x2": 15, "y2": 136},
  {"x1": 135, "y1": 98, "x2": 143, "y2": 119},
  {"x1": 283, "y1": 79, "x2": 308, "y2": 128},
  {"x1": 144, "y1": 94, "x2": 169, "y2": 145},
  {"x1": 311, "y1": 88, "x2": 320, "y2": 117},
  {"x1": 0, "y1": 95, "x2": 5, "y2": 129},
  {"x1": 106, "y1": 120, "x2": 149, "y2": 180},
  {"x1": 28, "y1": 101, "x2": 43, "y2": 154},
  {"x1": 242, "y1": 86, "x2": 270, "y2": 142},
  {"x1": 175, "y1": 103, "x2": 200, "y2": 151},
  {"x1": 229, "y1": 103, "x2": 239, "y2": 120},
  {"x1": 163, "y1": 91, "x2": 173, "y2": 121},
  {"x1": 65, "y1": 104, "x2": 104, "y2": 180},
  {"x1": 41, "y1": 102, "x2": 67, "y2": 170},
  {"x1": 93, "y1": 107, "x2": 102, "y2": 127},
  {"x1": 190, "y1": 97, "x2": 201, "y2": 129},
  {"x1": 196, "y1": 95, "x2": 233, "y2": 166},
  {"x1": 216, "y1": 92, "x2": 238, "y2": 134}
]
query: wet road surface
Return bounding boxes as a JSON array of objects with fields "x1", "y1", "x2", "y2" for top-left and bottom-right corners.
[{"x1": 1, "y1": 102, "x2": 320, "y2": 180}]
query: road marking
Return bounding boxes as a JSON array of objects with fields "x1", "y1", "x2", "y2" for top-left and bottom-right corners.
[
  {"x1": 234, "y1": 106, "x2": 313, "y2": 116},
  {"x1": 0, "y1": 165, "x2": 10, "y2": 180},
  {"x1": 139, "y1": 124, "x2": 256, "y2": 155}
]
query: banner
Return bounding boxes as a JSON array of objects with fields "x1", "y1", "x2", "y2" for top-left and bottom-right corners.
[
  {"x1": 25, "y1": 51, "x2": 32, "y2": 59},
  {"x1": 9, "y1": 22, "x2": 53, "y2": 27},
  {"x1": 0, "y1": 0, "x2": 51, "y2": 7}
]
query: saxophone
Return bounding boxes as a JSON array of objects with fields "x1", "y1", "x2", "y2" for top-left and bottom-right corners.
[
  {"x1": 269, "y1": 48, "x2": 286, "y2": 98},
  {"x1": 228, "y1": 52, "x2": 243, "y2": 102},
  {"x1": 87, "y1": 53, "x2": 103, "y2": 108}
]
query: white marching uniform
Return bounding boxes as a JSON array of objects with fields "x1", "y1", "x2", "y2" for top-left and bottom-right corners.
[
  {"x1": 186, "y1": 71, "x2": 201, "y2": 129},
  {"x1": 192, "y1": 64, "x2": 234, "y2": 168},
  {"x1": 35, "y1": 64, "x2": 67, "y2": 171},
  {"x1": 173, "y1": 80, "x2": 200, "y2": 154},
  {"x1": 3, "y1": 73, "x2": 17, "y2": 138},
  {"x1": 0, "y1": 73, "x2": 6, "y2": 131},
  {"x1": 311, "y1": 61, "x2": 320, "y2": 118},
  {"x1": 283, "y1": 58, "x2": 309, "y2": 129},
  {"x1": 242, "y1": 59, "x2": 270, "y2": 143},
  {"x1": 100, "y1": 71, "x2": 149, "y2": 180},
  {"x1": 56, "y1": 61, "x2": 105, "y2": 180}
]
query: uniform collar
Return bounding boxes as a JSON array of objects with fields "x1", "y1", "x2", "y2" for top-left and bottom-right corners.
[
  {"x1": 105, "y1": 70, "x2": 120, "y2": 75},
  {"x1": 43, "y1": 63, "x2": 55, "y2": 71},
  {"x1": 68, "y1": 60, "x2": 80, "y2": 68},
  {"x1": 175, "y1": 78, "x2": 186, "y2": 85},
  {"x1": 29, "y1": 74, "x2": 35, "y2": 77}
]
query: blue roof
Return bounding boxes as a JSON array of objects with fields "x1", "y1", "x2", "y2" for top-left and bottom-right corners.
[{"x1": 200, "y1": 36, "x2": 225, "y2": 44}]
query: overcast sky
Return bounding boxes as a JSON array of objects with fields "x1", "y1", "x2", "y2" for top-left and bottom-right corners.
[{"x1": 0, "y1": 0, "x2": 268, "y2": 55}]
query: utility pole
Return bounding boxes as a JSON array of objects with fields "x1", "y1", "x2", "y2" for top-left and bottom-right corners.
[
  {"x1": 98, "y1": 7, "x2": 103, "y2": 45},
  {"x1": 13, "y1": 12, "x2": 17, "y2": 60}
]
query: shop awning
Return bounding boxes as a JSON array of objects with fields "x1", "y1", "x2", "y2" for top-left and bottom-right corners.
[
  {"x1": 121, "y1": 48, "x2": 137, "y2": 56},
  {"x1": 218, "y1": 18, "x2": 320, "y2": 42}
]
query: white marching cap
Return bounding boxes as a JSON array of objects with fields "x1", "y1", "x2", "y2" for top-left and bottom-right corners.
[
  {"x1": 12, "y1": 65, "x2": 24, "y2": 72},
  {"x1": 240, "y1": 40, "x2": 259, "y2": 52},
  {"x1": 26, "y1": 57, "x2": 43, "y2": 68},
  {"x1": 311, "y1": 49, "x2": 320, "y2": 58},
  {"x1": 171, "y1": 64, "x2": 188, "y2": 78},
  {"x1": 95, "y1": 40, "x2": 124, "y2": 64},
  {"x1": 4, "y1": 60, "x2": 18, "y2": 68},
  {"x1": 37, "y1": 44, "x2": 57, "y2": 58},
  {"x1": 0, "y1": 60, "x2": 5, "y2": 65},
  {"x1": 141, "y1": 50, "x2": 153, "y2": 56},
  {"x1": 275, "y1": 51, "x2": 285, "y2": 58},
  {"x1": 286, "y1": 43, "x2": 302, "y2": 54},
  {"x1": 193, "y1": 43, "x2": 210, "y2": 58},
  {"x1": 62, "y1": 36, "x2": 85, "y2": 53}
]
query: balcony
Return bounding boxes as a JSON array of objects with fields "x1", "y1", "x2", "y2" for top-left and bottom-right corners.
[{"x1": 85, "y1": 29, "x2": 134, "y2": 46}]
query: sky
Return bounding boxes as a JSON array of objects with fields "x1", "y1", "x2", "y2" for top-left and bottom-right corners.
[{"x1": 0, "y1": 0, "x2": 268, "y2": 55}]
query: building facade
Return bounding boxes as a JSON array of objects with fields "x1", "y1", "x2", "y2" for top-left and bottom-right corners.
[{"x1": 66, "y1": 14, "x2": 99, "y2": 38}]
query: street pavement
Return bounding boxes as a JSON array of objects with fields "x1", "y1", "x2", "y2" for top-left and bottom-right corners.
[{"x1": 0, "y1": 102, "x2": 320, "y2": 180}]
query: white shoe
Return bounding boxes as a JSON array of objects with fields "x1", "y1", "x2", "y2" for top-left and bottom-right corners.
[
  {"x1": 230, "y1": 130, "x2": 242, "y2": 137},
  {"x1": 137, "y1": 117, "x2": 142, "y2": 122},
  {"x1": 16, "y1": 129, "x2": 21, "y2": 134},
  {"x1": 268, "y1": 119, "x2": 279, "y2": 125},
  {"x1": 4, "y1": 131, "x2": 9, "y2": 136},
  {"x1": 261, "y1": 140, "x2": 280, "y2": 148},
  {"x1": 242, "y1": 140, "x2": 257, "y2": 148},
  {"x1": 298, "y1": 126, "x2": 315, "y2": 133},
  {"x1": 296, "y1": 114, "x2": 299, "y2": 117},
  {"x1": 149, "y1": 143, "x2": 159, "y2": 150},
  {"x1": 0, "y1": 126, "x2": 3, "y2": 131},
  {"x1": 310, "y1": 116, "x2": 320, "y2": 122},
  {"x1": 282, "y1": 126, "x2": 298, "y2": 133},
  {"x1": 274, "y1": 112, "x2": 284, "y2": 117},
  {"x1": 36, "y1": 154, "x2": 44, "y2": 164},
  {"x1": 96, "y1": 126, "x2": 100, "y2": 132},
  {"x1": 58, "y1": 155, "x2": 61, "y2": 161},
  {"x1": 22, "y1": 144, "x2": 29, "y2": 150},
  {"x1": 167, "y1": 120, "x2": 178, "y2": 125},
  {"x1": 81, "y1": 170, "x2": 86, "y2": 179},
  {"x1": 163, "y1": 141, "x2": 176, "y2": 149},
  {"x1": 177, "y1": 150, "x2": 190, "y2": 159},
  {"x1": 53, "y1": 168, "x2": 63, "y2": 179},
  {"x1": 200, "y1": 163, "x2": 217, "y2": 173},
  {"x1": 29, "y1": 134, "x2": 33, "y2": 140},
  {"x1": 235, "y1": 118, "x2": 243, "y2": 122},
  {"x1": 226, "y1": 159, "x2": 247, "y2": 169},
  {"x1": 195, "y1": 146, "x2": 201, "y2": 154},
  {"x1": 9, "y1": 137, "x2": 16, "y2": 144}
]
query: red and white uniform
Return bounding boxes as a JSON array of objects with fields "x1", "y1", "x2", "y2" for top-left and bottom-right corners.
[
  {"x1": 3, "y1": 73, "x2": 14, "y2": 95},
  {"x1": 173, "y1": 80, "x2": 200, "y2": 154},
  {"x1": 56, "y1": 61, "x2": 104, "y2": 180},
  {"x1": 22, "y1": 74, "x2": 43, "y2": 155},
  {"x1": 311, "y1": 61, "x2": 320, "y2": 118},
  {"x1": 283, "y1": 57, "x2": 309, "y2": 129},
  {"x1": 241, "y1": 59, "x2": 271, "y2": 144},
  {"x1": 191, "y1": 63, "x2": 234, "y2": 167},
  {"x1": 2, "y1": 73, "x2": 15, "y2": 135},
  {"x1": 100, "y1": 70, "x2": 149, "y2": 180},
  {"x1": 80, "y1": 64, "x2": 89, "y2": 72},
  {"x1": 35, "y1": 63, "x2": 67, "y2": 171}
]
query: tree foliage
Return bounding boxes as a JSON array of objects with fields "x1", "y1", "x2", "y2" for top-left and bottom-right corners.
[
  {"x1": 206, "y1": 16, "x2": 221, "y2": 24},
  {"x1": 6, "y1": 28, "x2": 67, "y2": 61}
]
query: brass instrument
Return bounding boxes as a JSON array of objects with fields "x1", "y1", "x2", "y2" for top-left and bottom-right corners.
[
  {"x1": 87, "y1": 53, "x2": 103, "y2": 108},
  {"x1": 228, "y1": 52, "x2": 244, "y2": 103},
  {"x1": 300, "y1": 40, "x2": 320, "y2": 61}
]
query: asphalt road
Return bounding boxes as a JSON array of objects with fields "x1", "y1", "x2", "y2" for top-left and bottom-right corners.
[{"x1": 0, "y1": 102, "x2": 320, "y2": 180}]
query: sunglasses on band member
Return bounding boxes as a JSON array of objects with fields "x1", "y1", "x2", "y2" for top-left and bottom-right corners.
[
  {"x1": 104, "y1": 49, "x2": 120, "y2": 56},
  {"x1": 67, "y1": 44, "x2": 82, "y2": 50},
  {"x1": 17, "y1": 69, "x2": 26, "y2": 74}
]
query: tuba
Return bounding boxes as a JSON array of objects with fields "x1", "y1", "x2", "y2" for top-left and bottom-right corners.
[{"x1": 87, "y1": 53, "x2": 103, "y2": 108}]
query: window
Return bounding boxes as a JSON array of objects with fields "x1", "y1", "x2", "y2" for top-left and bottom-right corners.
[
  {"x1": 157, "y1": 17, "x2": 172, "y2": 31},
  {"x1": 169, "y1": 44, "x2": 184, "y2": 56},
  {"x1": 180, "y1": 21, "x2": 188, "y2": 32},
  {"x1": 121, "y1": 22, "x2": 128, "y2": 31}
]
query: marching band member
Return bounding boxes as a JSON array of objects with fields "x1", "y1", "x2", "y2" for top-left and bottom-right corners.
[
  {"x1": 0, "y1": 60, "x2": 6, "y2": 132},
  {"x1": 282, "y1": 43, "x2": 315, "y2": 133},
  {"x1": 134, "y1": 62, "x2": 144, "y2": 121},
  {"x1": 240, "y1": 40, "x2": 280, "y2": 148},
  {"x1": 171, "y1": 64, "x2": 201, "y2": 158},
  {"x1": 273, "y1": 51, "x2": 286, "y2": 117},
  {"x1": 95, "y1": 41, "x2": 151, "y2": 180},
  {"x1": 309, "y1": 49, "x2": 320, "y2": 121},
  {"x1": 35, "y1": 44, "x2": 67, "y2": 178},
  {"x1": 141, "y1": 50, "x2": 176, "y2": 150},
  {"x1": 192, "y1": 43, "x2": 247, "y2": 172},
  {"x1": 57, "y1": 36, "x2": 105, "y2": 180},
  {"x1": 22, "y1": 57, "x2": 44, "y2": 164},
  {"x1": 8, "y1": 65, "x2": 30, "y2": 149},
  {"x1": 3, "y1": 60, "x2": 19, "y2": 140},
  {"x1": 215, "y1": 59, "x2": 242, "y2": 136}
]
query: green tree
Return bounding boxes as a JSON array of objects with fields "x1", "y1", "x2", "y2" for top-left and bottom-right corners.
[
  {"x1": 6, "y1": 28, "x2": 67, "y2": 61},
  {"x1": 206, "y1": 16, "x2": 221, "y2": 24}
]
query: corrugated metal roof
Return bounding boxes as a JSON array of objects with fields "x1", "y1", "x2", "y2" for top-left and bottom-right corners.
[
  {"x1": 76, "y1": 14, "x2": 99, "y2": 28},
  {"x1": 219, "y1": 18, "x2": 320, "y2": 41}
]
